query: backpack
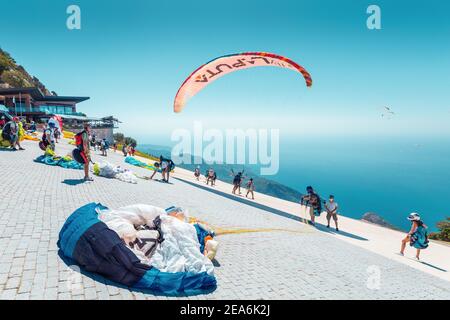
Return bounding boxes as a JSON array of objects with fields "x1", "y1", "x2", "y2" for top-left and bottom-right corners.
[
  {"x1": 2, "y1": 122, "x2": 11, "y2": 135},
  {"x1": 42, "y1": 128, "x2": 50, "y2": 143},
  {"x1": 74, "y1": 131, "x2": 84, "y2": 147},
  {"x1": 309, "y1": 193, "x2": 322, "y2": 210}
]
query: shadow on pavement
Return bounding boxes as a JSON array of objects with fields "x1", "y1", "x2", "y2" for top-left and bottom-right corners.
[
  {"x1": 212, "y1": 259, "x2": 221, "y2": 267},
  {"x1": 62, "y1": 179, "x2": 85, "y2": 186},
  {"x1": 419, "y1": 261, "x2": 447, "y2": 272},
  {"x1": 314, "y1": 223, "x2": 368, "y2": 241},
  {"x1": 176, "y1": 177, "x2": 368, "y2": 242}
]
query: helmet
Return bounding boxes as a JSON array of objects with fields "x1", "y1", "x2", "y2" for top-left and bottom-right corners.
[{"x1": 407, "y1": 212, "x2": 421, "y2": 221}]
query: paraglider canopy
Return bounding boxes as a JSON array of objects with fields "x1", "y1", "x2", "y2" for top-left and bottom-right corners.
[{"x1": 173, "y1": 52, "x2": 312, "y2": 113}]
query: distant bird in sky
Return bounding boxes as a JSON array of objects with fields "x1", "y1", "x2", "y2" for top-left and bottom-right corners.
[{"x1": 381, "y1": 106, "x2": 396, "y2": 119}]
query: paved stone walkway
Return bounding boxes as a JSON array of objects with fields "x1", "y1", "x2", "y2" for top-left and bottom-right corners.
[{"x1": 0, "y1": 139, "x2": 449, "y2": 299}]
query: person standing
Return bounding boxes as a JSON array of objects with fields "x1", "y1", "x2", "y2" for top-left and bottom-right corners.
[
  {"x1": 79, "y1": 123, "x2": 93, "y2": 181},
  {"x1": 325, "y1": 195, "x2": 339, "y2": 231},
  {"x1": 212, "y1": 171, "x2": 217, "y2": 186},
  {"x1": 29, "y1": 121, "x2": 37, "y2": 133},
  {"x1": 400, "y1": 213, "x2": 429, "y2": 260},
  {"x1": 206, "y1": 168, "x2": 215, "y2": 186},
  {"x1": 16, "y1": 118, "x2": 26, "y2": 151},
  {"x1": 100, "y1": 138, "x2": 107, "y2": 156},
  {"x1": 245, "y1": 178, "x2": 255, "y2": 200},
  {"x1": 300, "y1": 186, "x2": 322, "y2": 226},
  {"x1": 194, "y1": 166, "x2": 201, "y2": 181},
  {"x1": 44, "y1": 122, "x2": 56, "y2": 151},
  {"x1": 231, "y1": 170, "x2": 243, "y2": 195}
]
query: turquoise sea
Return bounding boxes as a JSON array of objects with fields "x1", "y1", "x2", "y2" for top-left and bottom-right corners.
[
  {"x1": 274, "y1": 135, "x2": 450, "y2": 232},
  {"x1": 140, "y1": 134, "x2": 449, "y2": 232}
]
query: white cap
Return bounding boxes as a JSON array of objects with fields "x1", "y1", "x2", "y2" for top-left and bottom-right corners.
[{"x1": 407, "y1": 212, "x2": 421, "y2": 221}]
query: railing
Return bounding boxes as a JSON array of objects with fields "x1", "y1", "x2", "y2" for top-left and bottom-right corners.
[{"x1": 7, "y1": 106, "x2": 83, "y2": 116}]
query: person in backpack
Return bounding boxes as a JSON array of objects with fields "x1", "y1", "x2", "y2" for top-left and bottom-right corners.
[
  {"x1": 212, "y1": 171, "x2": 217, "y2": 186},
  {"x1": 300, "y1": 186, "x2": 322, "y2": 226},
  {"x1": 159, "y1": 155, "x2": 174, "y2": 183},
  {"x1": 43, "y1": 122, "x2": 56, "y2": 151},
  {"x1": 29, "y1": 121, "x2": 37, "y2": 133},
  {"x1": 400, "y1": 212, "x2": 429, "y2": 260},
  {"x1": 2, "y1": 117, "x2": 20, "y2": 150},
  {"x1": 100, "y1": 138, "x2": 108, "y2": 156},
  {"x1": 194, "y1": 166, "x2": 201, "y2": 181},
  {"x1": 206, "y1": 168, "x2": 215, "y2": 186},
  {"x1": 231, "y1": 170, "x2": 244, "y2": 195},
  {"x1": 75, "y1": 123, "x2": 93, "y2": 181}
]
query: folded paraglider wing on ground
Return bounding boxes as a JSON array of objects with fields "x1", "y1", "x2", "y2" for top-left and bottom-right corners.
[{"x1": 57, "y1": 203, "x2": 217, "y2": 295}]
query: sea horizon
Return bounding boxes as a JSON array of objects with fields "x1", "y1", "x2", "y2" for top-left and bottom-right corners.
[{"x1": 137, "y1": 133, "x2": 450, "y2": 232}]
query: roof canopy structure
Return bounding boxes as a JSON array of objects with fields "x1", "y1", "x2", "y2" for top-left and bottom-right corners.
[{"x1": 0, "y1": 87, "x2": 89, "y2": 103}]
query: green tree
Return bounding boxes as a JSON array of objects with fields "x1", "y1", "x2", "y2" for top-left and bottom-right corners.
[
  {"x1": 124, "y1": 137, "x2": 137, "y2": 148},
  {"x1": 429, "y1": 217, "x2": 450, "y2": 242},
  {"x1": 0, "y1": 50, "x2": 14, "y2": 74},
  {"x1": 113, "y1": 132, "x2": 125, "y2": 143}
]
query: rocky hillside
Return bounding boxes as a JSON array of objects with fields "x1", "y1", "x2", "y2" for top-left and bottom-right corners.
[
  {"x1": 138, "y1": 144, "x2": 303, "y2": 203},
  {"x1": 0, "y1": 47, "x2": 51, "y2": 94},
  {"x1": 361, "y1": 212, "x2": 402, "y2": 231}
]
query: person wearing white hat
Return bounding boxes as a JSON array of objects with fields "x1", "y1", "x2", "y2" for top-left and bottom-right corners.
[{"x1": 400, "y1": 212, "x2": 429, "y2": 260}]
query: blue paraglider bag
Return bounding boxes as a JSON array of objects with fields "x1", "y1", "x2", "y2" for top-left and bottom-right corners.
[{"x1": 410, "y1": 225, "x2": 429, "y2": 249}]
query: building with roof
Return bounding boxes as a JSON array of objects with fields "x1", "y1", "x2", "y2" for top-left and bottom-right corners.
[
  {"x1": 0, "y1": 87, "x2": 89, "y2": 122},
  {"x1": 0, "y1": 87, "x2": 120, "y2": 143}
]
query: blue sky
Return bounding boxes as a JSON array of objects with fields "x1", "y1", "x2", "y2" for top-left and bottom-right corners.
[{"x1": 1, "y1": 0, "x2": 449, "y2": 144}]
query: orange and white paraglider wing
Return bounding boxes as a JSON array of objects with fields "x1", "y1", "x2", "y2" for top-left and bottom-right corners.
[{"x1": 173, "y1": 52, "x2": 312, "y2": 113}]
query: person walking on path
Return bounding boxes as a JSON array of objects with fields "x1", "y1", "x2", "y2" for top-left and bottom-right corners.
[
  {"x1": 245, "y1": 178, "x2": 255, "y2": 200},
  {"x1": 194, "y1": 166, "x2": 201, "y2": 181},
  {"x1": 300, "y1": 186, "x2": 322, "y2": 226},
  {"x1": 206, "y1": 168, "x2": 215, "y2": 186},
  {"x1": 212, "y1": 171, "x2": 217, "y2": 186},
  {"x1": 400, "y1": 212, "x2": 429, "y2": 260},
  {"x1": 325, "y1": 195, "x2": 339, "y2": 231},
  {"x1": 231, "y1": 170, "x2": 245, "y2": 195},
  {"x1": 100, "y1": 138, "x2": 108, "y2": 156}
]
